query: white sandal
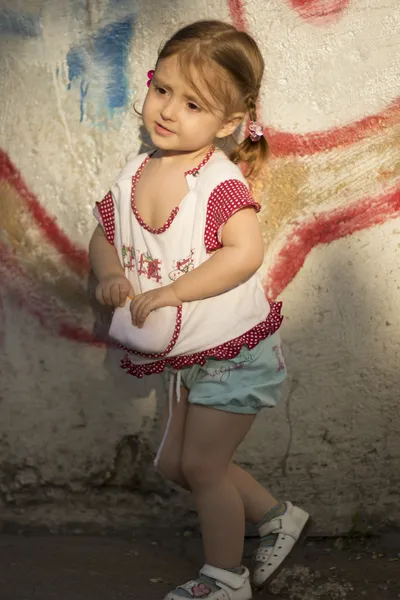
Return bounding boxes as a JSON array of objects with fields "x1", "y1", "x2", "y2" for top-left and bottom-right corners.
[
  {"x1": 252, "y1": 502, "x2": 310, "y2": 589},
  {"x1": 164, "y1": 564, "x2": 252, "y2": 600}
]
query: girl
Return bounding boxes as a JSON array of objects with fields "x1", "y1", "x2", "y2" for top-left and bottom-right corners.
[{"x1": 89, "y1": 20, "x2": 309, "y2": 600}]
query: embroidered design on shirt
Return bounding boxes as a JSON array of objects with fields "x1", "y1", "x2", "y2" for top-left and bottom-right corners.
[
  {"x1": 168, "y1": 249, "x2": 195, "y2": 281},
  {"x1": 272, "y1": 343, "x2": 286, "y2": 372},
  {"x1": 137, "y1": 251, "x2": 162, "y2": 282},
  {"x1": 122, "y1": 245, "x2": 136, "y2": 270}
]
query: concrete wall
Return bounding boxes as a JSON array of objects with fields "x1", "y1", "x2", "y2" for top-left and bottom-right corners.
[{"x1": 0, "y1": 0, "x2": 399, "y2": 532}]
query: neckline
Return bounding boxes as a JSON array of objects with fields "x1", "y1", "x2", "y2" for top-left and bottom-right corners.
[
  {"x1": 131, "y1": 146, "x2": 216, "y2": 234},
  {"x1": 183, "y1": 145, "x2": 215, "y2": 176}
]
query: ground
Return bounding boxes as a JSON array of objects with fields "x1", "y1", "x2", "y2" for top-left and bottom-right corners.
[{"x1": 0, "y1": 528, "x2": 399, "y2": 600}]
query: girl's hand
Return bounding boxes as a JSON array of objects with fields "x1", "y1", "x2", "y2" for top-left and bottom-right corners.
[
  {"x1": 130, "y1": 285, "x2": 181, "y2": 328},
  {"x1": 95, "y1": 273, "x2": 134, "y2": 308}
]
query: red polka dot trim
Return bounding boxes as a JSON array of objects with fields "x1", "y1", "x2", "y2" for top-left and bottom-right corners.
[
  {"x1": 184, "y1": 145, "x2": 215, "y2": 176},
  {"x1": 116, "y1": 305, "x2": 182, "y2": 359},
  {"x1": 130, "y1": 155, "x2": 179, "y2": 234},
  {"x1": 131, "y1": 146, "x2": 215, "y2": 234},
  {"x1": 95, "y1": 192, "x2": 115, "y2": 244},
  {"x1": 119, "y1": 301, "x2": 283, "y2": 378},
  {"x1": 205, "y1": 179, "x2": 261, "y2": 253}
]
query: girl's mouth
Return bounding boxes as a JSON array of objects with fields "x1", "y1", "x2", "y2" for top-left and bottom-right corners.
[{"x1": 154, "y1": 122, "x2": 175, "y2": 136}]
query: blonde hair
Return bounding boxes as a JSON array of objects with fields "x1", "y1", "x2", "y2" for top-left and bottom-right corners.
[{"x1": 156, "y1": 20, "x2": 268, "y2": 179}]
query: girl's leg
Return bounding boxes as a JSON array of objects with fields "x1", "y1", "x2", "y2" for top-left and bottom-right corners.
[
  {"x1": 156, "y1": 385, "x2": 189, "y2": 488},
  {"x1": 157, "y1": 389, "x2": 279, "y2": 524},
  {"x1": 181, "y1": 405, "x2": 255, "y2": 569},
  {"x1": 228, "y1": 463, "x2": 278, "y2": 524},
  {"x1": 158, "y1": 398, "x2": 308, "y2": 596}
]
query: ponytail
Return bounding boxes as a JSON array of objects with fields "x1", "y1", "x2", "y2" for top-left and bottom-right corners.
[{"x1": 230, "y1": 97, "x2": 268, "y2": 180}]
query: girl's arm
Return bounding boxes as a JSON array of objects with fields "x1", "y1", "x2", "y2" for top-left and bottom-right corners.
[
  {"x1": 171, "y1": 207, "x2": 264, "y2": 302},
  {"x1": 89, "y1": 225, "x2": 133, "y2": 306},
  {"x1": 130, "y1": 207, "x2": 264, "y2": 328},
  {"x1": 89, "y1": 225, "x2": 124, "y2": 280}
]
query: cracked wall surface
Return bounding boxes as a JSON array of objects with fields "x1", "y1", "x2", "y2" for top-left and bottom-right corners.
[{"x1": 0, "y1": 0, "x2": 399, "y2": 532}]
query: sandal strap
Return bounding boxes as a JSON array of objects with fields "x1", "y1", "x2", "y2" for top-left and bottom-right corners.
[
  {"x1": 259, "y1": 517, "x2": 284, "y2": 536},
  {"x1": 258, "y1": 502, "x2": 303, "y2": 538},
  {"x1": 200, "y1": 564, "x2": 249, "y2": 590}
]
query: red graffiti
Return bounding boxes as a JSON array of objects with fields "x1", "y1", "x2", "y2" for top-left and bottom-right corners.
[
  {"x1": 229, "y1": 0, "x2": 350, "y2": 31},
  {"x1": 266, "y1": 98, "x2": 400, "y2": 157},
  {"x1": 0, "y1": 149, "x2": 90, "y2": 276},
  {"x1": 226, "y1": 2, "x2": 399, "y2": 158},
  {"x1": 264, "y1": 185, "x2": 400, "y2": 300},
  {"x1": 0, "y1": 0, "x2": 398, "y2": 344},
  {"x1": 0, "y1": 241, "x2": 102, "y2": 346},
  {"x1": 288, "y1": 0, "x2": 351, "y2": 23},
  {"x1": 2, "y1": 144, "x2": 398, "y2": 344},
  {"x1": 228, "y1": 0, "x2": 247, "y2": 30}
]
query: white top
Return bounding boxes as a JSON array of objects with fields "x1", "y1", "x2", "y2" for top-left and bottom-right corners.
[{"x1": 95, "y1": 147, "x2": 283, "y2": 377}]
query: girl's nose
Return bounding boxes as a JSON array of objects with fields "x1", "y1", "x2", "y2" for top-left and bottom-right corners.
[{"x1": 160, "y1": 98, "x2": 177, "y2": 121}]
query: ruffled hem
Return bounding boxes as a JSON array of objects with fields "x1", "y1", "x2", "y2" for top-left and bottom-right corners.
[{"x1": 119, "y1": 301, "x2": 283, "y2": 378}]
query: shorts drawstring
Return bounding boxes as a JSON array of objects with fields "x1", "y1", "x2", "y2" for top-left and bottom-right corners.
[
  {"x1": 176, "y1": 370, "x2": 181, "y2": 404},
  {"x1": 154, "y1": 370, "x2": 181, "y2": 467}
]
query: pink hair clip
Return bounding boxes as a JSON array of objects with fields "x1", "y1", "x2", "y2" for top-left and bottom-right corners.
[
  {"x1": 249, "y1": 121, "x2": 264, "y2": 142},
  {"x1": 147, "y1": 69, "x2": 155, "y2": 87}
]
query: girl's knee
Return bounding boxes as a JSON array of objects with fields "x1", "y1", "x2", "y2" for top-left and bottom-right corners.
[{"x1": 181, "y1": 454, "x2": 224, "y2": 490}]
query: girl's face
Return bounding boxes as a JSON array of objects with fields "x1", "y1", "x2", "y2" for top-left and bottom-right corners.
[{"x1": 142, "y1": 55, "x2": 241, "y2": 156}]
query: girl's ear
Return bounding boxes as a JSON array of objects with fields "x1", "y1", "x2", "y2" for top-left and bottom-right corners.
[{"x1": 216, "y1": 112, "x2": 245, "y2": 139}]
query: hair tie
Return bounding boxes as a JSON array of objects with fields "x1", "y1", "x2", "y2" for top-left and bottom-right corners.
[
  {"x1": 147, "y1": 70, "x2": 155, "y2": 87},
  {"x1": 248, "y1": 121, "x2": 264, "y2": 142}
]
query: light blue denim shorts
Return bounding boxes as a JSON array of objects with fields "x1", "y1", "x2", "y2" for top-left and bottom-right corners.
[{"x1": 164, "y1": 332, "x2": 287, "y2": 414}]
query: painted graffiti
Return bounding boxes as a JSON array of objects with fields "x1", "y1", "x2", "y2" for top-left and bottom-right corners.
[
  {"x1": 0, "y1": 0, "x2": 399, "y2": 347},
  {"x1": 288, "y1": 0, "x2": 351, "y2": 24},
  {"x1": 67, "y1": 16, "x2": 135, "y2": 123},
  {"x1": 0, "y1": 149, "x2": 95, "y2": 344},
  {"x1": 264, "y1": 185, "x2": 400, "y2": 300},
  {"x1": 264, "y1": 98, "x2": 400, "y2": 157},
  {"x1": 228, "y1": 0, "x2": 400, "y2": 300}
]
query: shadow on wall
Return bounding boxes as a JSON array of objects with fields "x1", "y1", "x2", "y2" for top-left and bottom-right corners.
[
  {"x1": 279, "y1": 230, "x2": 400, "y2": 525},
  {"x1": 87, "y1": 263, "x2": 168, "y2": 483}
]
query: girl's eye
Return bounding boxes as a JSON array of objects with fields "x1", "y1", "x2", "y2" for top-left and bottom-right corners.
[
  {"x1": 187, "y1": 102, "x2": 200, "y2": 111},
  {"x1": 155, "y1": 86, "x2": 167, "y2": 95}
]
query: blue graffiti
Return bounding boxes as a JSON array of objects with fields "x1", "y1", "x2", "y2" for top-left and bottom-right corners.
[
  {"x1": 66, "y1": 47, "x2": 85, "y2": 83},
  {"x1": 0, "y1": 9, "x2": 41, "y2": 37},
  {"x1": 67, "y1": 16, "x2": 135, "y2": 123},
  {"x1": 80, "y1": 80, "x2": 90, "y2": 123}
]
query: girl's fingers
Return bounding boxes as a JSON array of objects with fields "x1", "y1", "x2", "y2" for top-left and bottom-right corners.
[
  {"x1": 139, "y1": 299, "x2": 152, "y2": 325},
  {"x1": 119, "y1": 285, "x2": 130, "y2": 307},
  {"x1": 130, "y1": 292, "x2": 161, "y2": 327},
  {"x1": 110, "y1": 283, "x2": 121, "y2": 307},
  {"x1": 95, "y1": 286, "x2": 105, "y2": 305},
  {"x1": 96, "y1": 279, "x2": 133, "y2": 308},
  {"x1": 132, "y1": 296, "x2": 152, "y2": 327},
  {"x1": 102, "y1": 286, "x2": 111, "y2": 306},
  {"x1": 130, "y1": 296, "x2": 143, "y2": 326}
]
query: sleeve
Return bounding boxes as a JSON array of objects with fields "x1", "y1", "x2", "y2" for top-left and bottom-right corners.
[
  {"x1": 204, "y1": 179, "x2": 261, "y2": 253},
  {"x1": 93, "y1": 190, "x2": 116, "y2": 245},
  {"x1": 93, "y1": 153, "x2": 147, "y2": 246}
]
